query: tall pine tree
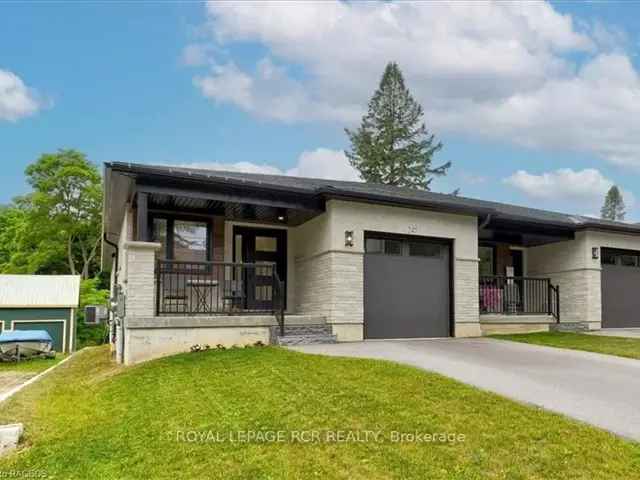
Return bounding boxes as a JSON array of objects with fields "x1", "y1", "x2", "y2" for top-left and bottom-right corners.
[
  {"x1": 601, "y1": 185, "x2": 626, "y2": 221},
  {"x1": 345, "y1": 62, "x2": 449, "y2": 189}
]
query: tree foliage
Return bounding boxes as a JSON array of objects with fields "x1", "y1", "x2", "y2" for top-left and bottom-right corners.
[
  {"x1": 345, "y1": 62, "x2": 449, "y2": 189},
  {"x1": 0, "y1": 149, "x2": 102, "y2": 279},
  {"x1": 76, "y1": 277, "x2": 110, "y2": 348},
  {"x1": 601, "y1": 185, "x2": 626, "y2": 221}
]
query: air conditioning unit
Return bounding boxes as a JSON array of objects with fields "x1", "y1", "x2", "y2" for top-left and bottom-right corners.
[{"x1": 85, "y1": 305, "x2": 108, "y2": 325}]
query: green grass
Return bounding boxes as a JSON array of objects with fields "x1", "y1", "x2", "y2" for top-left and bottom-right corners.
[
  {"x1": 492, "y1": 332, "x2": 640, "y2": 360},
  {"x1": 0, "y1": 354, "x2": 65, "y2": 373},
  {"x1": 0, "y1": 346, "x2": 639, "y2": 479}
]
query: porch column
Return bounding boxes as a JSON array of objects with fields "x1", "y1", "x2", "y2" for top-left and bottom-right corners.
[{"x1": 124, "y1": 241, "x2": 161, "y2": 318}]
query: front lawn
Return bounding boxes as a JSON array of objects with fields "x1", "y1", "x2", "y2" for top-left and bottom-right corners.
[
  {"x1": 0, "y1": 346, "x2": 639, "y2": 479},
  {"x1": 492, "y1": 332, "x2": 640, "y2": 360}
]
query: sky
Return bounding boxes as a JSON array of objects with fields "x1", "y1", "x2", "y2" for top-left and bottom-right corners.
[{"x1": 2, "y1": 1, "x2": 640, "y2": 219}]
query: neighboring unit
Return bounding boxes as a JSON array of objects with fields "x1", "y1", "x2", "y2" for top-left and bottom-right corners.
[
  {"x1": 101, "y1": 163, "x2": 640, "y2": 364},
  {"x1": 0, "y1": 275, "x2": 80, "y2": 353}
]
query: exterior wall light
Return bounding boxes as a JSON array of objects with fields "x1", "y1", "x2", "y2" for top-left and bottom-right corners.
[
  {"x1": 345, "y1": 230, "x2": 354, "y2": 247},
  {"x1": 592, "y1": 247, "x2": 599, "y2": 260}
]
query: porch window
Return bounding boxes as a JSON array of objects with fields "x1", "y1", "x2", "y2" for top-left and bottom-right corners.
[
  {"x1": 152, "y1": 217, "x2": 211, "y2": 262},
  {"x1": 479, "y1": 246, "x2": 494, "y2": 276},
  {"x1": 174, "y1": 221, "x2": 208, "y2": 263}
]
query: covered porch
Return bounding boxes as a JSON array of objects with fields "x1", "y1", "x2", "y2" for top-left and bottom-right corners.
[
  {"x1": 134, "y1": 177, "x2": 325, "y2": 326},
  {"x1": 476, "y1": 216, "x2": 570, "y2": 332}
]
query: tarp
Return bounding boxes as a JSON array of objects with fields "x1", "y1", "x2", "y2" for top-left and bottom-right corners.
[{"x1": 0, "y1": 330, "x2": 53, "y2": 343}]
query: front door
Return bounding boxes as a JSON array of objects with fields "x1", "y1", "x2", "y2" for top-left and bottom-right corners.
[{"x1": 233, "y1": 227, "x2": 287, "y2": 310}]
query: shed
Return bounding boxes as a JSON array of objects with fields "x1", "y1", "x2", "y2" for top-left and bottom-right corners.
[{"x1": 0, "y1": 275, "x2": 80, "y2": 353}]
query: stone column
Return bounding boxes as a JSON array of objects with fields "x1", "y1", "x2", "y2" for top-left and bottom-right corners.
[{"x1": 123, "y1": 241, "x2": 162, "y2": 318}]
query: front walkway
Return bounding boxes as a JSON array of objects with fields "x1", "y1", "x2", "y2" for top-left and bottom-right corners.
[{"x1": 291, "y1": 338, "x2": 640, "y2": 441}]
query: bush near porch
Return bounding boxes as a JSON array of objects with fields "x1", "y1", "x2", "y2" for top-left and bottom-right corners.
[{"x1": 0, "y1": 346, "x2": 639, "y2": 479}]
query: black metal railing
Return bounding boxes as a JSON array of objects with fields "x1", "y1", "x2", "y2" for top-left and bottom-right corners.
[
  {"x1": 479, "y1": 275, "x2": 560, "y2": 320},
  {"x1": 272, "y1": 270, "x2": 285, "y2": 336},
  {"x1": 155, "y1": 260, "x2": 285, "y2": 317}
]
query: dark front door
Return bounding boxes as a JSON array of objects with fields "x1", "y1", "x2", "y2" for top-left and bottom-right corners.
[
  {"x1": 233, "y1": 227, "x2": 287, "y2": 311},
  {"x1": 364, "y1": 234, "x2": 451, "y2": 339}
]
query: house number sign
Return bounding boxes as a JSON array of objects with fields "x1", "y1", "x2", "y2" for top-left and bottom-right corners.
[{"x1": 408, "y1": 223, "x2": 418, "y2": 233}]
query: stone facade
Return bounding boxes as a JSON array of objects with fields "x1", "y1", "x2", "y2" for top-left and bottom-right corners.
[
  {"x1": 526, "y1": 230, "x2": 640, "y2": 330},
  {"x1": 123, "y1": 241, "x2": 161, "y2": 318},
  {"x1": 113, "y1": 191, "x2": 640, "y2": 364},
  {"x1": 453, "y1": 258, "x2": 481, "y2": 336},
  {"x1": 294, "y1": 251, "x2": 364, "y2": 341}
]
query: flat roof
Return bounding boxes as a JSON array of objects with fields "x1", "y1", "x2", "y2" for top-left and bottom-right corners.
[{"x1": 105, "y1": 162, "x2": 640, "y2": 236}]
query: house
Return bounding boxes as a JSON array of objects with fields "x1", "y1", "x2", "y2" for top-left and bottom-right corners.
[
  {"x1": 102, "y1": 162, "x2": 640, "y2": 364},
  {"x1": 0, "y1": 275, "x2": 80, "y2": 353}
]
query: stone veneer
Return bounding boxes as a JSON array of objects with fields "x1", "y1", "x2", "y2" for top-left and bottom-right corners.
[
  {"x1": 295, "y1": 251, "x2": 364, "y2": 341},
  {"x1": 453, "y1": 257, "x2": 482, "y2": 336}
]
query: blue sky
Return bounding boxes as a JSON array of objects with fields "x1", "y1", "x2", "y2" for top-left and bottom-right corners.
[{"x1": 2, "y1": 1, "x2": 640, "y2": 219}]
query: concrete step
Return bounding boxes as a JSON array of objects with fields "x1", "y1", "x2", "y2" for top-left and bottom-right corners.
[
  {"x1": 282, "y1": 324, "x2": 332, "y2": 336},
  {"x1": 550, "y1": 322, "x2": 590, "y2": 333},
  {"x1": 276, "y1": 334, "x2": 337, "y2": 346}
]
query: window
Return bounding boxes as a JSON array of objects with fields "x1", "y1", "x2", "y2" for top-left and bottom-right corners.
[
  {"x1": 174, "y1": 221, "x2": 208, "y2": 262},
  {"x1": 479, "y1": 246, "x2": 494, "y2": 276},
  {"x1": 152, "y1": 217, "x2": 211, "y2": 262},
  {"x1": 365, "y1": 235, "x2": 447, "y2": 258},
  {"x1": 365, "y1": 238, "x2": 384, "y2": 254},
  {"x1": 602, "y1": 250, "x2": 617, "y2": 265},
  {"x1": 620, "y1": 254, "x2": 639, "y2": 267},
  {"x1": 408, "y1": 241, "x2": 441, "y2": 258},
  {"x1": 601, "y1": 248, "x2": 640, "y2": 267},
  {"x1": 256, "y1": 236, "x2": 277, "y2": 252},
  {"x1": 384, "y1": 239, "x2": 403, "y2": 255}
]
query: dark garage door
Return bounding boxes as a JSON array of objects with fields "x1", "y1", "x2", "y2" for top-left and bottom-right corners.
[
  {"x1": 601, "y1": 248, "x2": 640, "y2": 328},
  {"x1": 364, "y1": 234, "x2": 451, "y2": 339}
]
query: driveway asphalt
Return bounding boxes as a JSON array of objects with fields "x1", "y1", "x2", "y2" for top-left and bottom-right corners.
[
  {"x1": 290, "y1": 338, "x2": 640, "y2": 441},
  {"x1": 589, "y1": 328, "x2": 640, "y2": 338}
]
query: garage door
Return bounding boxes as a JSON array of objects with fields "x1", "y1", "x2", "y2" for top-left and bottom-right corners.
[
  {"x1": 601, "y1": 248, "x2": 640, "y2": 328},
  {"x1": 12, "y1": 321, "x2": 65, "y2": 352},
  {"x1": 364, "y1": 234, "x2": 451, "y2": 339}
]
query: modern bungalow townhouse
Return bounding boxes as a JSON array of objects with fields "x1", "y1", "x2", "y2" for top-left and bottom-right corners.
[{"x1": 102, "y1": 162, "x2": 640, "y2": 364}]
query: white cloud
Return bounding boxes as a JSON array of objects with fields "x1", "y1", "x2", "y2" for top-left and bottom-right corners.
[
  {"x1": 185, "y1": 1, "x2": 640, "y2": 168},
  {"x1": 181, "y1": 44, "x2": 213, "y2": 67},
  {"x1": 504, "y1": 168, "x2": 635, "y2": 216},
  {"x1": 194, "y1": 58, "x2": 361, "y2": 123},
  {"x1": 175, "y1": 147, "x2": 360, "y2": 181},
  {"x1": 286, "y1": 148, "x2": 360, "y2": 181},
  {"x1": 0, "y1": 69, "x2": 41, "y2": 121},
  {"x1": 194, "y1": 62, "x2": 254, "y2": 110}
]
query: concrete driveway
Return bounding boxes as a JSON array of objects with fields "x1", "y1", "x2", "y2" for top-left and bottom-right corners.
[{"x1": 291, "y1": 338, "x2": 640, "y2": 441}]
